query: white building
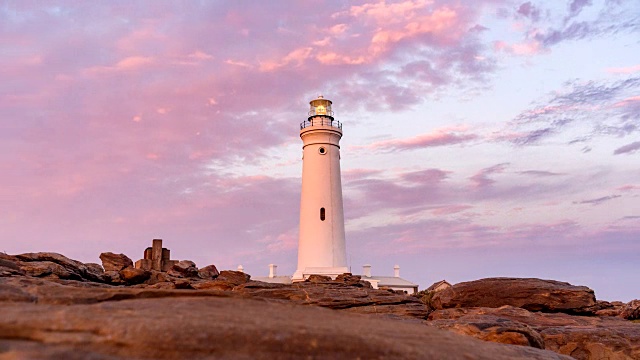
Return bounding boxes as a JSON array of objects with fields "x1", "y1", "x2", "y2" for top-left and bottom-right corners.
[
  {"x1": 251, "y1": 96, "x2": 419, "y2": 291},
  {"x1": 360, "y1": 264, "x2": 419, "y2": 294},
  {"x1": 292, "y1": 96, "x2": 348, "y2": 281}
]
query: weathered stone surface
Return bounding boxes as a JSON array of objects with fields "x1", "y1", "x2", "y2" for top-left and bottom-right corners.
[
  {"x1": 99, "y1": 252, "x2": 133, "y2": 272},
  {"x1": 216, "y1": 270, "x2": 251, "y2": 285},
  {"x1": 197, "y1": 264, "x2": 219, "y2": 279},
  {"x1": 431, "y1": 278, "x2": 597, "y2": 315},
  {"x1": 334, "y1": 273, "x2": 374, "y2": 288},
  {"x1": 0, "y1": 282, "x2": 36, "y2": 302},
  {"x1": 0, "y1": 258, "x2": 24, "y2": 277},
  {"x1": 18, "y1": 261, "x2": 75, "y2": 279},
  {"x1": 428, "y1": 306, "x2": 640, "y2": 360},
  {"x1": 428, "y1": 310, "x2": 545, "y2": 349},
  {"x1": 0, "y1": 276, "x2": 228, "y2": 305},
  {"x1": 144, "y1": 270, "x2": 170, "y2": 285},
  {"x1": 167, "y1": 260, "x2": 198, "y2": 278},
  {"x1": 103, "y1": 270, "x2": 124, "y2": 284},
  {"x1": 234, "y1": 278, "x2": 431, "y2": 320},
  {"x1": 306, "y1": 274, "x2": 332, "y2": 283},
  {"x1": 85, "y1": 263, "x2": 104, "y2": 274},
  {"x1": 620, "y1": 300, "x2": 640, "y2": 320},
  {"x1": 118, "y1": 268, "x2": 150, "y2": 285},
  {"x1": 16, "y1": 252, "x2": 90, "y2": 280},
  {"x1": 0, "y1": 296, "x2": 571, "y2": 359}
]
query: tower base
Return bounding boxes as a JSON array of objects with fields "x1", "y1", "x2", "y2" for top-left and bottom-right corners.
[{"x1": 291, "y1": 267, "x2": 350, "y2": 282}]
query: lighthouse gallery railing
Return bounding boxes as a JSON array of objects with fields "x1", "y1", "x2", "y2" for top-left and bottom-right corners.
[{"x1": 300, "y1": 118, "x2": 342, "y2": 130}]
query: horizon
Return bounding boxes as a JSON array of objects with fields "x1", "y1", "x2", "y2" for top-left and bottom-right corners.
[{"x1": 1, "y1": 1, "x2": 638, "y2": 302}]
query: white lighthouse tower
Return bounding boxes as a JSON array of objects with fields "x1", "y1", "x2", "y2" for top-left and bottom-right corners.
[{"x1": 292, "y1": 95, "x2": 349, "y2": 281}]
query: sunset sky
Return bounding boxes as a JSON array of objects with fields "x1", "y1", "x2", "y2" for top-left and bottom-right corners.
[{"x1": 1, "y1": 1, "x2": 638, "y2": 301}]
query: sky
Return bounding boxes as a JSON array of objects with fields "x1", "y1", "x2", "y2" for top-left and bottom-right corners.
[{"x1": 1, "y1": 0, "x2": 638, "y2": 301}]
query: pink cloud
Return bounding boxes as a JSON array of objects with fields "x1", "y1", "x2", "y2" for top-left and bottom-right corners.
[
  {"x1": 617, "y1": 184, "x2": 640, "y2": 192},
  {"x1": 355, "y1": 126, "x2": 478, "y2": 152},
  {"x1": 606, "y1": 64, "x2": 640, "y2": 74},
  {"x1": 494, "y1": 40, "x2": 545, "y2": 56}
]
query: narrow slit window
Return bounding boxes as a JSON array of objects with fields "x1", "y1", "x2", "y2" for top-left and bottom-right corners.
[{"x1": 320, "y1": 207, "x2": 325, "y2": 221}]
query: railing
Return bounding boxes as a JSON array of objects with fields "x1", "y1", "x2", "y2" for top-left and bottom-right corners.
[{"x1": 300, "y1": 118, "x2": 342, "y2": 130}]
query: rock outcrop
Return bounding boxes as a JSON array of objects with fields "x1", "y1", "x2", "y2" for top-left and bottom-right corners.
[
  {"x1": 431, "y1": 278, "x2": 597, "y2": 315},
  {"x1": 428, "y1": 306, "x2": 640, "y2": 360},
  {"x1": 167, "y1": 260, "x2": 198, "y2": 278},
  {"x1": 197, "y1": 264, "x2": 219, "y2": 279},
  {"x1": 233, "y1": 276, "x2": 429, "y2": 320},
  {"x1": 15, "y1": 252, "x2": 105, "y2": 282},
  {"x1": 99, "y1": 252, "x2": 134, "y2": 272},
  {"x1": 0, "y1": 292, "x2": 571, "y2": 359},
  {"x1": 1, "y1": 251, "x2": 637, "y2": 359}
]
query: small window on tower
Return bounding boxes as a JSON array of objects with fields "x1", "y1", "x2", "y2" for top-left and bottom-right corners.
[
  {"x1": 318, "y1": 147, "x2": 326, "y2": 155},
  {"x1": 320, "y1": 207, "x2": 325, "y2": 221}
]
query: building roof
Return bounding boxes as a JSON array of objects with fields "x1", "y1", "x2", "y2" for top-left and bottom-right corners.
[
  {"x1": 252, "y1": 276, "x2": 292, "y2": 284},
  {"x1": 365, "y1": 276, "x2": 418, "y2": 288},
  {"x1": 426, "y1": 280, "x2": 451, "y2": 291}
]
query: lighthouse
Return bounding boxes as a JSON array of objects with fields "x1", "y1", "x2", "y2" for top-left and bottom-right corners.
[{"x1": 292, "y1": 95, "x2": 349, "y2": 281}]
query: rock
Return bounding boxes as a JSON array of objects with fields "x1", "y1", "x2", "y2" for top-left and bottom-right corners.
[
  {"x1": 216, "y1": 270, "x2": 251, "y2": 285},
  {"x1": 197, "y1": 264, "x2": 219, "y2": 279},
  {"x1": 167, "y1": 260, "x2": 198, "y2": 278},
  {"x1": 145, "y1": 270, "x2": 170, "y2": 285},
  {"x1": 85, "y1": 263, "x2": 104, "y2": 273},
  {"x1": 427, "y1": 310, "x2": 545, "y2": 349},
  {"x1": 99, "y1": 252, "x2": 133, "y2": 272},
  {"x1": 0, "y1": 276, "x2": 227, "y2": 305},
  {"x1": 306, "y1": 274, "x2": 332, "y2": 283},
  {"x1": 172, "y1": 279, "x2": 193, "y2": 289},
  {"x1": 234, "y1": 278, "x2": 431, "y2": 320},
  {"x1": 619, "y1": 300, "x2": 640, "y2": 320},
  {"x1": 0, "y1": 282, "x2": 36, "y2": 302},
  {"x1": 334, "y1": 273, "x2": 373, "y2": 288},
  {"x1": 16, "y1": 253, "x2": 89, "y2": 280},
  {"x1": 428, "y1": 306, "x2": 640, "y2": 359},
  {"x1": 18, "y1": 261, "x2": 76, "y2": 279},
  {"x1": 431, "y1": 278, "x2": 597, "y2": 315},
  {"x1": 0, "y1": 258, "x2": 25, "y2": 277},
  {"x1": 119, "y1": 268, "x2": 150, "y2": 285},
  {"x1": 103, "y1": 270, "x2": 124, "y2": 285},
  {"x1": 0, "y1": 295, "x2": 572, "y2": 359},
  {"x1": 147, "y1": 282, "x2": 176, "y2": 289},
  {"x1": 82, "y1": 263, "x2": 107, "y2": 283},
  {"x1": 191, "y1": 279, "x2": 240, "y2": 291}
]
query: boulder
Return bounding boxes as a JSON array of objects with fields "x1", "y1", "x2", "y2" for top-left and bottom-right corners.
[
  {"x1": 103, "y1": 271, "x2": 124, "y2": 285},
  {"x1": 431, "y1": 278, "x2": 596, "y2": 314},
  {"x1": 306, "y1": 274, "x2": 332, "y2": 283},
  {"x1": 18, "y1": 261, "x2": 76, "y2": 279},
  {"x1": 428, "y1": 306, "x2": 640, "y2": 359},
  {"x1": 119, "y1": 268, "x2": 150, "y2": 285},
  {"x1": 85, "y1": 263, "x2": 104, "y2": 274},
  {"x1": 99, "y1": 252, "x2": 133, "y2": 272},
  {"x1": 619, "y1": 300, "x2": 640, "y2": 320},
  {"x1": 334, "y1": 273, "x2": 373, "y2": 288},
  {"x1": 16, "y1": 253, "x2": 88, "y2": 280},
  {"x1": 0, "y1": 295, "x2": 573, "y2": 359},
  {"x1": 167, "y1": 260, "x2": 198, "y2": 278},
  {"x1": 81, "y1": 263, "x2": 107, "y2": 283},
  {"x1": 216, "y1": 270, "x2": 251, "y2": 285},
  {"x1": 197, "y1": 264, "x2": 219, "y2": 279}
]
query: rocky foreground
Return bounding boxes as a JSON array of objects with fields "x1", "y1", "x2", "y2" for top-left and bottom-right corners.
[{"x1": 1, "y1": 252, "x2": 639, "y2": 359}]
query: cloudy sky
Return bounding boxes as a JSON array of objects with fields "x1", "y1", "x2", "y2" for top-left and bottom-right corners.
[{"x1": 1, "y1": 0, "x2": 638, "y2": 301}]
